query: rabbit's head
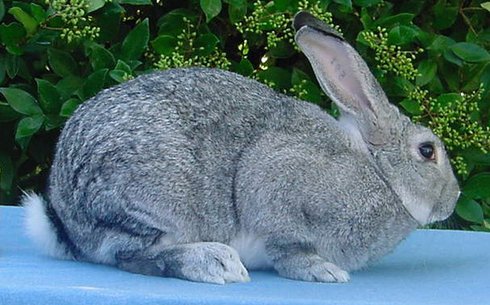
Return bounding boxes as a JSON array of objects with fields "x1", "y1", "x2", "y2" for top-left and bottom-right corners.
[{"x1": 293, "y1": 12, "x2": 460, "y2": 226}]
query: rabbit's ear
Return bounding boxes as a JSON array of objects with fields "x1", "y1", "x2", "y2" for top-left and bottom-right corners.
[{"x1": 294, "y1": 12, "x2": 399, "y2": 144}]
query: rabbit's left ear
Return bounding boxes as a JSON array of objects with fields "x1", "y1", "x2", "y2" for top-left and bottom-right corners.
[{"x1": 294, "y1": 12, "x2": 400, "y2": 144}]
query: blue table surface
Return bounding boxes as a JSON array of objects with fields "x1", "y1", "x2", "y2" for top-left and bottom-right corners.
[{"x1": 1, "y1": 206, "x2": 489, "y2": 305}]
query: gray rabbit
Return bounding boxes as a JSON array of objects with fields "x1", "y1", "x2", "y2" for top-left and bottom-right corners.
[{"x1": 23, "y1": 12, "x2": 460, "y2": 284}]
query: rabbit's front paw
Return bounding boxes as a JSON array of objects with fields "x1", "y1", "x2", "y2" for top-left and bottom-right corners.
[
  {"x1": 275, "y1": 254, "x2": 350, "y2": 283},
  {"x1": 175, "y1": 242, "x2": 250, "y2": 284}
]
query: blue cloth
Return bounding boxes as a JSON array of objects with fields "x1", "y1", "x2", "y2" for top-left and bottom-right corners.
[{"x1": 1, "y1": 206, "x2": 488, "y2": 305}]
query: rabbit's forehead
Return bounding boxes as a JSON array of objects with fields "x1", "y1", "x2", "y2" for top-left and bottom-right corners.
[
  {"x1": 406, "y1": 124, "x2": 443, "y2": 147},
  {"x1": 371, "y1": 123, "x2": 443, "y2": 160}
]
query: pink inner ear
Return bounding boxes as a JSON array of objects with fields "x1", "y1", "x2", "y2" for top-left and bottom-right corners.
[{"x1": 296, "y1": 30, "x2": 368, "y2": 114}]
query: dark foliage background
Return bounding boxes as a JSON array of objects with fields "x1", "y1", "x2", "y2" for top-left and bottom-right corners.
[{"x1": 0, "y1": 0, "x2": 489, "y2": 230}]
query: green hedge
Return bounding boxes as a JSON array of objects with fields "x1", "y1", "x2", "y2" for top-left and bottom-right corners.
[{"x1": 0, "y1": 0, "x2": 489, "y2": 230}]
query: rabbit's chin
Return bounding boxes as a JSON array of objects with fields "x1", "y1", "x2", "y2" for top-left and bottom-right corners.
[
  {"x1": 399, "y1": 196, "x2": 455, "y2": 226},
  {"x1": 396, "y1": 188, "x2": 434, "y2": 226},
  {"x1": 426, "y1": 195, "x2": 460, "y2": 224},
  {"x1": 427, "y1": 212, "x2": 450, "y2": 224},
  {"x1": 399, "y1": 181, "x2": 460, "y2": 226}
]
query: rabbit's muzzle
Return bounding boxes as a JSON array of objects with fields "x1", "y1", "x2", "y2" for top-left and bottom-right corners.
[{"x1": 428, "y1": 177, "x2": 460, "y2": 223}]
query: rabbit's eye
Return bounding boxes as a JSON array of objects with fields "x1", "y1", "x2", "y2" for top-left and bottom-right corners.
[{"x1": 419, "y1": 143, "x2": 435, "y2": 161}]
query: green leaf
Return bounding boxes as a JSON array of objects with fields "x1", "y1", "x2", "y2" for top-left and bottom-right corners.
[
  {"x1": 78, "y1": 69, "x2": 108, "y2": 100},
  {"x1": 433, "y1": 93, "x2": 460, "y2": 112},
  {"x1": 29, "y1": 3, "x2": 47, "y2": 23},
  {"x1": 0, "y1": 56, "x2": 4, "y2": 84},
  {"x1": 119, "y1": 0, "x2": 152, "y2": 4},
  {"x1": 109, "y1": 61, "x2": 132, "y2": 83},
  {"x1": 416, "y1": 60, "x2": 437, "y2": 86},
  {"x1": 36, "y1": 79, "x2": 61, "y2": 114},
  {"x1": 88, "y1": 44, "x2": 116, "y2": 70},
  {"x1": 97, "y1": 2, "x2": 123, "y2": 41},
  {"x1": 443, "y1": 49, "x2": 464, "y2": 66},
  {"x1": 269, "y1": 40, "x2": 295, "y2": 58},
  {"x1": 109, "y1": 70, "x2": 129, "y2": 83},
  {"x1": 227, "y1": 0, "x2": 247, "y2": 23},
  {"x1": 270, "y1": 0, "x2": 291, "y2": 10},
  {"x1": 0, "y1": 102, "x2": 21, "y2": 122},
  {"x1": 359, "y1": 8, "x2": 373, "y2": 29},
  {"x1": 449, "y1": 42, "x2": 490, "y2": 63},
  {"x1": 462, "y1": 148, "x2": 490, "y2": 166},
  {"x1": 415, "y1": 30, "x2": 433, "y2": 47},
  {"x1": 157, "y1": 9, "x2": 198, "y2": 37},
  {"x1": 0, "y1": 23, "x2": 26, "y2": 54},
  {"x1": 15, "y1": 114, "x2": 44, "y2": 140},
  {"x1": 5, "y1": 53, "x2": 20, "y2": 78},
  {"x1": 290, "y1": 70, "x2": 323, "y2": 104},
  {"x1": 152, "y1": 35, "x2": 178, "y2": 56},
  {"x1": 44, "y1": 114, "x2": 64, "y2": 130},
  {"x1": 0, "y1": 152, "x2": 14, "y2": 192},
  {"x1": 8, "y1": 7, "x2": 38, "y2": 35},
  {"x1": 0, "y1": 0, "x2": 4, "y2": 22},
  {"x1": 0, "y1": 87, "x2": 42, "y2": 115},
  {"x1": 462, "y1": 61, "x2": 489, "y2": 91},
  {"x1": 292, "y1": 69, "x2": 325, "y2": 104},
  {"x1": 200, "y1": 0, "x2": 222, "y2": 23},
  {"x1": 432, "y1": 1, "x2": 458, "y2": 30},
  {"x1": 464, "y1": 173, "x2": 490, "y2": 199},
  {"x1": 256, "y1": 67, "x2": 291, "y2": 91},
  {"x1": 356, "y1": 30, "x2": 371, "y2": 46},
  {"x1": 195, "y1": 33, "x2": 220, "y2": 56},
  {"x1": 223, "y1": 0, "x2": 246, "y2": 5},
  {"x1": 87, "y1": 0, "x2": 106, "y2": 13},
  {"x1": 388, "y1": 76, "x2": 415, "y2": 96},
  {"x1": 121, "y1": 18, "x2": 149, "y2": 61},
  {"x1": 373, "y1": 13, "x2": 415, "y2": 28},
  {"x1": 60, "y1": 98, "x2": 81, "y2": 118},
  {"x1": 437, "y1": 64, "x2": 459, "y2": 91},
  {"x1": 114, "y1": 60, "x2": 132, "y2": 74},
  {"x1": 387, "y1": 25, "x2": 418, "y2": 45},
  {"x1": 291, "y1": 68, "x2": 310, "y2": 85},
  {"x1": 126, "y1": 59, "x2": 142, "y2": 71},
  {"x1": 398, "y1": 0, "x2": 425, "y2": 15},
  {"x1": 456, "y1": 195, "x2": 484, "y2": 223},
  {"x1": 353, "y1": 0, "x2": 382, "y2": 7},
  {"x1": 56, "y1": 76, "x2": 84, "y2": 99},
  {"x1": 400, "y1": 99, "x2": 423, "y2": 115},
  {"x1": 482, "y1": 2, "x2": 490, "y2": 12},
  {"x1": 333, "y1": 0, "x2": 353, "y2": 8},
  {"x1": 301, "y1": 80, "x2": 323, "y2": 104},
  {"x1": 233, "y1": 58, "x2": 254, "y2": 76},
  {"x1": 48, "y1": 48, "x2": 79, "y2": 77},
  {"x1": 427, "y1": 35, "x2": 455, "y2": 54}
]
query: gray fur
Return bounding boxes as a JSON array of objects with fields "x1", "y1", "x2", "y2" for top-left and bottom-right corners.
[{"x1": 26, "y1": 12, "x2": 460, "y2": 284}]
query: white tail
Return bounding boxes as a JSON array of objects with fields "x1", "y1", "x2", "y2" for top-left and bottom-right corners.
[{"x1": 22, "y1": 193, "x2": 71, "y2": 259}]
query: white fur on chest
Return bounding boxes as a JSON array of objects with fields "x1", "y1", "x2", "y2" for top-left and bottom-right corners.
[{"x1": 229, "y1": 232, "x2": 273, "y2": 270}]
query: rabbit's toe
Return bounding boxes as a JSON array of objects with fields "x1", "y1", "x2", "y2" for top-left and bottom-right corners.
[{"x1": 309, "y1": 262, "x2": 350, "y2": 283}]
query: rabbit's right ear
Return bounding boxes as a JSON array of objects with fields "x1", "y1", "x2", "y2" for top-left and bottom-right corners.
[{"x1": 294, "y1": 12, "x2": 401, "y2": 145}]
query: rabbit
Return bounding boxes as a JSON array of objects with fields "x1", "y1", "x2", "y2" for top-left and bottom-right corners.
[{"x1": 22, "y1": 11, "x2": 460, "y2": 284}]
